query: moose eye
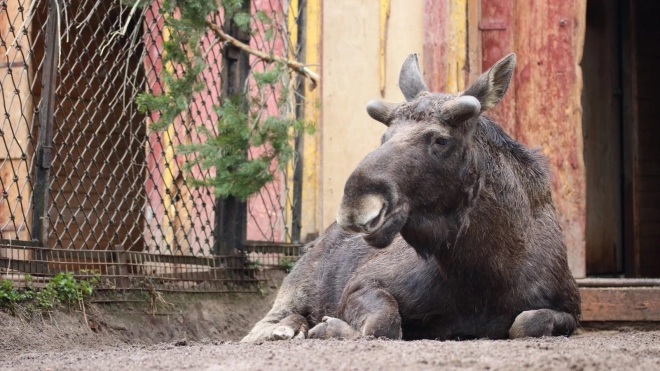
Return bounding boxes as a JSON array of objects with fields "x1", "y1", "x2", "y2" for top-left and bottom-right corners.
[{"x1": 435, "y1": 137, "x2": 449, "y2": 146}]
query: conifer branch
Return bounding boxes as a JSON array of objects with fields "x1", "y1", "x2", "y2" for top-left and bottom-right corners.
[{"x1": 205, "y1": 19, "x2": 319, "y2": 90}]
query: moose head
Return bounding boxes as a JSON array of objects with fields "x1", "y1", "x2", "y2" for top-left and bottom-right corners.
[{"x1": 336, "y1": 53, "x2": 517, "y2": 255}]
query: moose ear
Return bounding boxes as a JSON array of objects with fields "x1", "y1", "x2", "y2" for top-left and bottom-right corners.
[
  {"x1": 399, "y1": 53, "x2": 428, "y2": 101},
  {"x1": 366, "y1": 99, "x2": 399, "y2": 126},
  {"x1": 462, "y1": 53, "x2": 516, "y2": 111}
]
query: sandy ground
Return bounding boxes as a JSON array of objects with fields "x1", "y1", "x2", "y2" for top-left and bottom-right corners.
[
  {"x1": 2, "y1": 271, "x2": 659, "y2": 371},
  {"x1": 2, "y1": 330, "x2": 660, "y2": 371}
]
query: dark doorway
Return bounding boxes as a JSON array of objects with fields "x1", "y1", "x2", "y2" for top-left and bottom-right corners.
[
  {"x1": 582, "y1": 0, "x2": 623, "y2": 275},
  {"x1": 583, "y1": 0, "x2": 660, "y2": 277},
  {"x1": 626, "y1": 1, "x2": 660, "y2": 277}
]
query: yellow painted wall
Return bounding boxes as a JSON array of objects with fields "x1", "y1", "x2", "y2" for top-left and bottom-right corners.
[
  {"x1": 319, "y1": 0, "x2": 425, "y2": 231},
  {"x1": 299, "y1": 0, "x2": 323, "y2": 241}
]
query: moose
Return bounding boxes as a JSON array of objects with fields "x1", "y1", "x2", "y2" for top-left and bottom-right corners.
[{"x1": 243, "y1": 53, "x2": 581, "y2": 342}]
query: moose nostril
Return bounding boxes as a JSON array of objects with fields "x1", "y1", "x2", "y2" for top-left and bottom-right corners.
[
  {"x1": 337, "y1": 195, "x2": 387, "y2": 233},
  {"x1": 346, "y1": 223, "x2": 366, "y2": 233},
  {"x1": 350, "y1": 204, "x2": 386, "y2": 234},
  {"x1": 366, "y1": 204, "x2": 387, "y2": 230}
]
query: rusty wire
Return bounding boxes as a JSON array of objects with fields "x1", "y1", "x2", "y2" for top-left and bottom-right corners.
[{"x1": 0, "y1": 0, "x2": 306, "y2": 291}]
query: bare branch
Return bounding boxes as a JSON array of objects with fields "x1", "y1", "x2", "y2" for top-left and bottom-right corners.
[{"x1": 205, "y1": 20, "x2": 319, "y2": 90}]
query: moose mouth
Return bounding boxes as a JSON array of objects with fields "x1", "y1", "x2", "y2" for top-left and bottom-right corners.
[{"x1": 361, "y1": 210, "x2": 408, "y2": 248}]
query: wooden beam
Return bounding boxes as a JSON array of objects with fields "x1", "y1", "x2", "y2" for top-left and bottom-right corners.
[
  {"x1": 466, "y1": 0, "x2": 481, "y2": 82},
  {"x1": 621, "y1": 0, "x2": 640, "y2": 277},
  {"x1": 580, "y1": 287, "x2": 660, "y2": 321},
  {"x1": 0, "y1": 257, "x2": 48, "y2": 274},
  {"x1": 379, "y1": 0, "x2": 391, "y2": 96},
  {"x1": 577, "y1": 278, "x2": 660, "y2": 287},
  {"x1": 301, "y1": 0, "x2": 321, "y2": 242},
  {"x1": 423, "y1": 0, "x2": 448, "y2": 92},
  {"x1": 445, "y1": 0, "x2": 467, "y2": 93}
]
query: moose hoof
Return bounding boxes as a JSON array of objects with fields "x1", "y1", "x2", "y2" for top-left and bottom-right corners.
[
  {"x1": 272, "y1": 325, "x2": 296, "y2": 340},
  {"x1": 308, "y1": 317, "x2": 360, "y2": 340},
  {"x1": 509, "y1": 310, "x2": 554, "y2": 339}
]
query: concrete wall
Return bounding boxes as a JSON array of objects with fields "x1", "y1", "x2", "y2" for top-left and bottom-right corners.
[{"x1": 320, "y1": 0, "x2": 425, "y2": 230}]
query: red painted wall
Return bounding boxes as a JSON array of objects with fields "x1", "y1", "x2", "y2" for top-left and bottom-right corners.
[
  {"x1": 423, "y1": 0, "x2": 586, "y2": 277},
  {"x1": 142, "y1": 1, "x2": 287, "y2": 255}
]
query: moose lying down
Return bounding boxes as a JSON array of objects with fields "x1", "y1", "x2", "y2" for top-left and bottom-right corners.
[{"x1": 243, "y1": 53, "x2": 581, "y2": 342}]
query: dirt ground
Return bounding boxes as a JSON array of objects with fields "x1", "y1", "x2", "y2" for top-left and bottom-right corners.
[
  {"x1": 1, "y1": 270, "x2": 660, "y2": 370},
  {"x1": 2, "y1": 331, "x2": 659, "y2": 370}
]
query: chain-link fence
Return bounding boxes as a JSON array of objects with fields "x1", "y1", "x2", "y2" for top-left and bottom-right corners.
[{"x1": 0, "y1": 0, "x2": 309, "y2": 292}]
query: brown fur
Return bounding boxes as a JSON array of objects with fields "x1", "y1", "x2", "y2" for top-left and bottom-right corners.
[{"x1": 243, "y1": 53, "x2": 581, "y2": 342}]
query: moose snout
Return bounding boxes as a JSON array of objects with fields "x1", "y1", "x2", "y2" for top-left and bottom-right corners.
[{"x1": 337, "y1": 194, "x2": 386, "y2": 234}]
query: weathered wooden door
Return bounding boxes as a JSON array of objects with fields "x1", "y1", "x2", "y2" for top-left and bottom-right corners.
[
  {"x1": 583, "y1": 0, "x2": 660, "y2": 278},
  {"x1": 424, "y1": 0, "x2": 587, "y2": 277}
]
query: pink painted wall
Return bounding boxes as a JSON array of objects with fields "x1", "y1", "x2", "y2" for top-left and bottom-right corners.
[{"x1": 141, "y1": 1, "x2": 288, "y2": 255}]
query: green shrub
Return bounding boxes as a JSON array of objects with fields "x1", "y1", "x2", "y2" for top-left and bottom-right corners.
[
  {"x1": 0, "y1": 272, "x2": 100, "y2": 315},
  {"x1": 279, "y1": 257, "x2": 297, "y2": 273}
]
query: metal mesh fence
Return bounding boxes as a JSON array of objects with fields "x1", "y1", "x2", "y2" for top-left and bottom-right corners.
[
  {"x1": 0, "y1": 0, "x2": 308, "y2": 292},
  {"x1": 1, "y1": 243, "x2": 261, "y2": 292}
]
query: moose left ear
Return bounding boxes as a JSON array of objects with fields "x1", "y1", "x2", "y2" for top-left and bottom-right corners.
[
  {"x1": 462, "y1": 53, "x2": 516, "y2": 111},
  {"x1": 399, "y1": 53, "x2": 428, "y2": 101}
]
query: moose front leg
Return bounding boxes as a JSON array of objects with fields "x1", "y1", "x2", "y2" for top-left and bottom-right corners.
[
  {"x1": 308, "y1": 287, "x2": 402, "y2": 340},
  {"x1": 242, "y1": 313, "x2": 308, "y2": 342},
  {"x1": 509, "y1": 309, "x2": 578, "y2": 338}
]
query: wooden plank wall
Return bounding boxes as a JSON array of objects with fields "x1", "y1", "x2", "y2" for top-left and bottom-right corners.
[
  {"x1": 0, "y1": 0, "x2": 36, "y2": 243},
  {"x1": 47, "y1": 0, "x2": 145, "y2": 251},
  {"x1": 424, "y1": 0, "x2": 588, "y2": 277},
  {"x1": 581, "y1": 287, "x2": 660, "y2": 321}
]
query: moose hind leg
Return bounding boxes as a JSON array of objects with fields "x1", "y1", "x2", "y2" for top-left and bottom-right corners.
[
  {"x1": 308, "y1": 316, "x2": 361, "y2": 340},
  {"x1": 309, "y1": 287, "x2": 402, "y2": 340},
  {"x1": 509, "y1": 309, "x2": 578, "y2": 339}
]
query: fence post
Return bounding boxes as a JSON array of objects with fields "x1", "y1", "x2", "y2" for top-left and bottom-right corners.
[
  {"x1": 291, "y1": 0, "x2": 307, "y2": 244},
  {"x1": 213, "y1": 2, "x2": 251, "y2": 255},
  {"x1": 31, "y1": 0, "x2": 59, "y2": 246},
  {"x1": 113, "y1": 245, "x2": 128, "y2": 289}
]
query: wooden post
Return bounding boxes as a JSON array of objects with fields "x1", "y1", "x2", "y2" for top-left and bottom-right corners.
[
  {"x1": 291, "y1": 0, "x2": 307, "y2": 244},
  {"x1": 214, "y1": 1, "x2": 251, "y2": 255},
  {"x1": 31, "y1": 0, "x2": 60, "y2": 247},
  {"x1": 621, "y1": 0, "x2": 639, "y2": 278},
  {"x1": 467, "y1": 0, "x2": 482, "y2": 83},
  {"x1": 423, "y1": 0, "x2": 468, "y2": 93},
  {"x1": 113, "y1": 245, "x2": 128, "y2": 289},
  {"x1": 300, "y1": 0, "x2": 322, "y2": 242}
]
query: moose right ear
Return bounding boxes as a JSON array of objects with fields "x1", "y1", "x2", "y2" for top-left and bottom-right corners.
[
  {"x1": 366, "y1": 99, "x2": 399, "y2": 126},
  {"x1": 462, "y1": 53, "x2": 516, "y2": 111}
]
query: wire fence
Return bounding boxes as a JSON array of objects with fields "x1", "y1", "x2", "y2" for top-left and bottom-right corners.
[{"x1": 0, "y1": 0, "x2": 308, "y2": 292}]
